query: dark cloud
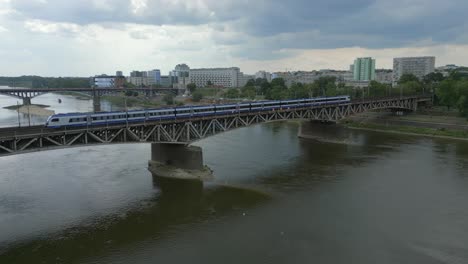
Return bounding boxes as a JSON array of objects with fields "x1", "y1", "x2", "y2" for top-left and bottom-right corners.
[{"x1": 9, "y1": 0, "x2": 468, "y2": 58}]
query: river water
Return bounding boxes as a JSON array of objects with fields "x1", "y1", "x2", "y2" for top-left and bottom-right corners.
[
  {"x1": 1, "y1": 93, "x2": 468, "y2": 263},
  {"x1": 0, "y1": 86, "x2": 114, "y2": 127}
]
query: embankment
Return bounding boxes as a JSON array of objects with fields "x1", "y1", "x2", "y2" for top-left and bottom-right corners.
[
  {"x1": 4, "y1": 104, "x2": 54, "y2": 117},
  {"x1": 342, "y1": 112, "x2": 468, "y2": 141}
]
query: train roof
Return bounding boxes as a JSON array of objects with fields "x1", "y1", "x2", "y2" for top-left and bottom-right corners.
[{"x1": 49, "y1": 96, "x2": 351, "y2": 117}]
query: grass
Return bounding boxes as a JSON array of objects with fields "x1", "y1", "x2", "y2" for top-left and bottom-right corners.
[{"x1": 343, "y1": 120, "x2": 468, "y2": 139}]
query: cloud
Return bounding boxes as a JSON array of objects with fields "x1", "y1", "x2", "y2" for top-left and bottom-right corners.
[{"x1": 0, "y1": 0, "x2": 468, "y2": 76}]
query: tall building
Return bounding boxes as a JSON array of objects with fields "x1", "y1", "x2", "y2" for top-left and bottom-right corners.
[
  {"x1": 128, "y1": 71, "x2": 149, "y2": 86},
  {"x1": 353, "y1": 57, "x2": 376, "y2": 81},
  {"x1": 116, "y1": 71, "x2": 123, "y2": 77},
  {"x1": 147, "y1": 69, "x2": 161, "y2": 86},
  {"x1": 393, "y1": 56, "x2": 435, "y2": 85},
  {"x1": 189, "y1": 67, "x2": 241, "y2": 88},
  {"x1": 172, "y1": 64, "x2": 190, "y2": 90}
]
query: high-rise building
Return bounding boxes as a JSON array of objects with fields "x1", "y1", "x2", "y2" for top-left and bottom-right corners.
[
  {"x1": 172, "y1": 64, "x2": 190, "y2": 90},
  {"x1": 353, "y1": 57, "x2": 376, "y2": 81},
  {"x1": 116, "y1": 71, "x2": 123, "y2": 77},
  {"x1": 189, "y1": 67, "x2": 241, "y2": 88},
  {"x1": 393, "y1": 56, "x2": 435, "y2": 85},
  {"x1": 147, "y1": 69, "x2": 161, "y2": 85}
]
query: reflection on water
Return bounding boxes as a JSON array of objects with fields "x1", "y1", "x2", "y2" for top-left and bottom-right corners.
[
  {"x1": 0, "y1": 87, "x2": 115, "y2": 127},
  {"x1": 1, "y1": 121, "x2": 468, "y2": 263},
  {"x1": 0, "y1": 184, "x2": 269, "y2": 264}
]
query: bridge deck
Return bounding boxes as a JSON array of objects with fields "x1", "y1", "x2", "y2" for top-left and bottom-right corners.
[{"x1": 0, "y1": 96, "x2": 431, "y2": 156}]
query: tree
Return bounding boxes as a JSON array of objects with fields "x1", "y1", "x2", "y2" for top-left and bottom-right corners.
[
  {"x1": 369, "y1": 81, "x2": 388, "y2": 97},
  {"x1": 423, "y1": 72, "x2": 444, "y2": 84},
  {"x1": 271, "y1": 78, "x2": 286, "y2": 88},
  {"x1": 398, "y1": 74, "x2": 420, "y2": 85},
  {"x1": 244, "y1": 79, "x2": 256, "y2": 87},
  {"x1": 241, "y1": 86, "x2": 256, "y2": 99},
  {"x1": 187, "y1": 83, "x2": 197, "y2": 93},
  {"x1": 224, "y1": 89, "x2": 240, "y2": 99},
  {"x1": 267, "y1": 85, "x2": 288, "y2": 100},
  {"x1": 260, "y1": 81, "x2": 272, "y2": 95},
  {"x1": 436, "y1": 79, "x2": 458, "y2": 111},
  {"x1": 255, "y1": 78, "x2": 267, "y2": 86},
  {"x1": 207, "y1": 80, "x2": 213, "y2": 87},
  {"x1": 400, "y1": 81, "x2": 423, "y2": 95},
  {"x1": 289, "y1": 83, "x2": 309, "y2": 99},
  {"x1": 192, "y1": 91, "x2": 203, "y2": 102},
  {"x1": 163, "y1": 94, "x2": 174, "y2": 105}
]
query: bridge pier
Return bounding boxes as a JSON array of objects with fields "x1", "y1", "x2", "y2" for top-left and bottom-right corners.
[
  {"x1": 23, "y1": 97, "x2": 31, "y2": 105},
  {"x1": 148, "y1": 143, "x2": 213, "y2": 192},
  {"x1": 92, "y1": 89, "x2": 101, "y2": 112}
]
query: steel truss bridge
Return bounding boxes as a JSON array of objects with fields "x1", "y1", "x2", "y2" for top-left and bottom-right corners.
[
  {"x1": 0, "y1": 87, "x2": 180, "y2": 111},
  {"x1": 0, "y1": 96, "x2": 430, "y2": 156}
]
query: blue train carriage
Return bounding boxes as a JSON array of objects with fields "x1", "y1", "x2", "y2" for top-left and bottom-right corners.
[{"x1": 45, "y1": 96, "x2": 351, "y2": 128}]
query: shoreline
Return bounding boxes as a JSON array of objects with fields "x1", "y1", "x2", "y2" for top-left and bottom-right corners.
[
  {"x1": 4, "y1": 104, "x2": 54, "y2": 117},
  {"x1": 341, "y1": 119, "x2": 468, "y2": 142},
  {"x1": 346, "y1": 125, "x2": 468, "y2": 142}
]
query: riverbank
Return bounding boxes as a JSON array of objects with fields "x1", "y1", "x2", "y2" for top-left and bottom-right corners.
[
  {"x1": 3, "y1": 104, "x2": 54, "y2": 117},
  {"x1": 101, "y1": 95, "x2": 162, "y2": 109},
  {"x1": 341, "y1": 112, "x2": 468, "y2": 141}
]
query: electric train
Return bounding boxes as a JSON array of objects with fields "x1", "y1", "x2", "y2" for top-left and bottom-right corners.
[{"x1": 45, "y1": 96, "x2": 350, "y2": 128}]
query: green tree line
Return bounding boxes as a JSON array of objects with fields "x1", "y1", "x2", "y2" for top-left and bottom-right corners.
[{"x1": 0, "y1": 76, "x2": 91, "y2": 88}]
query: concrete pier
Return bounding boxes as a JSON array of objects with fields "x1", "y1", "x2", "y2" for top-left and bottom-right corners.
[
  {"x1": 148, "y1": 143, "x2": 213, "y2": 190},
  {"x1": 23, "y1": 97, "x2": 31, "y2": 105},
  {"x1": 93, "y1": 91, "x2": 101, "y2": 112}
]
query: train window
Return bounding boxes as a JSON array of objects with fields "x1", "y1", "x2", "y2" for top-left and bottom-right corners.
[{"x1": 51, "y1": 118, "x2": 59, "y2": 122}]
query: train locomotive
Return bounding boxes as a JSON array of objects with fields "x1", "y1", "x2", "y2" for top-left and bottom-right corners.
[{"x1": 45, "y1": 96, "x2": 350, "y2": 128}]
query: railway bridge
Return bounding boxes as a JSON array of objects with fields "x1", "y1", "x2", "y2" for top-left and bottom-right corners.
[
  {"x1": 0, "y1": 95, "x2": 431, "y2": 185},
  {"x1": 0, "y1": 87, "x2": 179, "y2": 112},
  {"x1": 0, "y1": 96, "x2": 430, "y2": 157}
]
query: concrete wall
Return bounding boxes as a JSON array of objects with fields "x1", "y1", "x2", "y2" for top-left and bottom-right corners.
[{"x1": 151, "y1": 143, "x2": 204, "y2": 170}]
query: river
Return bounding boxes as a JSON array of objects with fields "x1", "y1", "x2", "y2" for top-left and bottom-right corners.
[
  {"x1": 0, "y1": 86, "x2": 115, "y2": 127},
  {"x1": 1, "y1": 93, "x2": 468, "y2": 263}
]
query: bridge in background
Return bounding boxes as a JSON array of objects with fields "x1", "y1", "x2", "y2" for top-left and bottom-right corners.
[
  {"x1": 0, "y1": 87, "x2": 180, "y2": 112},
  {"x1": 0, "y1": 95, "x2": 431, "y2": 157}
]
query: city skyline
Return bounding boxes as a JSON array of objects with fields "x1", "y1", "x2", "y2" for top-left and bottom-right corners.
[{"x1": 1, "y1": 0, "x2": 468, "y2": 76}]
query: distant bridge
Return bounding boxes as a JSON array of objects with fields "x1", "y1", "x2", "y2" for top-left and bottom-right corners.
[
  {"x1": 0, "y1": 87, "x2": 180, "y2": 111},
  {"x1": 0, "y1": 96, "x2": 431, "y2": 156}
]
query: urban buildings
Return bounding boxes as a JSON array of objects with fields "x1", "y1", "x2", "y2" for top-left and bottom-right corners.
[
  {"x1": 147, "y1": 69, "x2": 161, "y2": 86},
  {"x1": 127, "y1": 71, "x2": 149, "y2": 86},
  {"x1": 393, "y1": 56, "x2": 435, "y2": 85},
  {"x1": 255, "y1": 71, "x2": 272, "y2": 82},
  {"x1": 375, "y1": 69, "x2": 393, "y2": 84},
  {"x1": 189, "y1": 67, "x2": 241, "y2": 88},
  {"x1": 353, "y1": 57, "x2": 376, "y2": 81},
  {"x1": 172, "y1": 64, "x2": 190, "y2": 90}
]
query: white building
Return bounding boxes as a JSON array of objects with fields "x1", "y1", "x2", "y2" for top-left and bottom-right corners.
[
  {"x1": 189, "y1": 67, "x2": 241, "y2": 88},
  {"x1": 393, "y1": 56, "x2": 435, "y2": 85},
  {"x1": 255, "y1": 71, "x2": 272, "y2": 82},
  {"x1": 375, "y1": 70, "x2": 393, "y2": 84},
  {"x1": 172, "y1": 64, "x2": 190, "y2": 90},
  {"x1": 93, "y1": 75, "x2": 115, "y2": 88}
]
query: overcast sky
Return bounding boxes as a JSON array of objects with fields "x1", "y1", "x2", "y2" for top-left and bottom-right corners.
[{"x1": 0, "y1": 0, "x2": 467, "y2": 76}]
